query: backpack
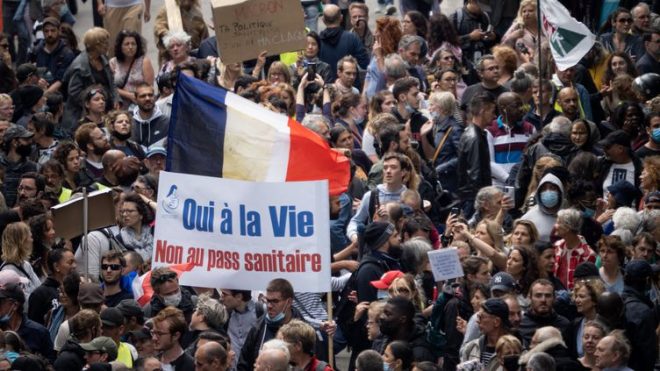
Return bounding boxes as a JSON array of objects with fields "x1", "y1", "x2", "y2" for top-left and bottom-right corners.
[
  {"x1": 98, "y1": 228, "x2": 132, "y2": 253},
  {"x1": 334, "y1": 259, "x2": 387, "y2": 347},
  {"x1": 0, "y1": 262, "x2": 31, "y2": 280}
]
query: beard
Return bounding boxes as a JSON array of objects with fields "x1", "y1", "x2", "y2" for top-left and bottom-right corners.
[
  {"x1": 93, "y1": 145, "x2": 109, "y2": 156},
  {"x1": 16, "y1": 144, "x2": 33, "y2": 158}
]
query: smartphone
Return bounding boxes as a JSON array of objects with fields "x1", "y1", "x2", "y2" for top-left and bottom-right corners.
[
  {"x1": 306, "y1": 62, "x2": 316, "y2": 81},
  {"x1": 497, "y1": 185, "x2": 515, "y2": 201},
  {"x1": 450, "y1": 207, "x2": 460, "y2": 216}
]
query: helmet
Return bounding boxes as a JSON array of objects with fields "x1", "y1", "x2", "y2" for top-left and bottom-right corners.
[{"x1": 633, "y1": 73, "x2": 660, "y2": 100}]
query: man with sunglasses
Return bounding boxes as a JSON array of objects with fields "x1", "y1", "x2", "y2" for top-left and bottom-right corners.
[
  {"x1": 237, "y1": 278, "x2": 304, "y2": 371},
  {"x1": 101, "y1": 251, "x2": 133, "y2": 307}
]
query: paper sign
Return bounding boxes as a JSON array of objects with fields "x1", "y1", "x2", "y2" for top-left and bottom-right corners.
[
  {"x1": 152, "y1": 172, "x2": 331, "y2": 292},
  {"x1": 427, "y1": 248, "x2": 464, "y2": 281},
  {"x1": 211, "y1": 0, "x2": 306, "y2": 64}
]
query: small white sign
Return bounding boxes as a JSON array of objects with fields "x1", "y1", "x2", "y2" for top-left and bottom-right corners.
[{"x1": 427, "y1": 248, "x2": 464, "y2": 281}]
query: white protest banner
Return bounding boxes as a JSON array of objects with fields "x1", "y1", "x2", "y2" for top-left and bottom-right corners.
[
  {"x1": 427, "y1": 248, "x2": 464, "y2": 281},
  {"x1": 539, "y1": 0, "x2": 595, "y2": 71},
  {"x1": 152, "y1": 172, "x2": 331, "y2": 292}
]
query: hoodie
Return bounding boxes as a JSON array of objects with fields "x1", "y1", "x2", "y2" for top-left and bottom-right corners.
[
  {"x1": 521, "y1": 173, "x2": 564, "y2": 242},
  {"x1": 318, "y1": 27, "x2": 369, "y2": 82},
  {"x1": 131, "y1": 105, "x2": 169, "y2": 149}
]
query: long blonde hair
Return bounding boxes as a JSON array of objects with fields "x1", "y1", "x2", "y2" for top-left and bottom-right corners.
[
  {"x1": 1, "y1": 222, "x2": 32, "y2": 264},
  {"x1": 513, "y1": 0, "x2": 536, "y2": 26}
]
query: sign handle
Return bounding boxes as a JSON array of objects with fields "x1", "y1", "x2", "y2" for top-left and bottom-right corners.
[{"x1": 326, "y1": 292, "x2": 334, "y2": 369}]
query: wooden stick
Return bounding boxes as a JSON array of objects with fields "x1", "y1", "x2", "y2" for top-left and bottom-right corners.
[{"x1": 327, "y1": 292, "x2": 334, "y2": 368}]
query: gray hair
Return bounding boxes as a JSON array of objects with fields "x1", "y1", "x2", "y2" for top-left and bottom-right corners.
[
  {"x1": 428, "y1": 91, "x2": 456, "y2": 116},
  {"x1": 301, "y1": 114, "x2": 330, "y2": 136},
  {"x1": 356, "y1": 349, "x2": 383, "y2": 371},
  {"x1": 526, "y1": 352, "x2": 555, "y2": 371},
  {"x1": 534, "y1": 326, "x2": 563, "y2": 343},
  {"x1": 400, "y1": 237, "x2": 432, "y2": 274},
  {"x1": 195, "y1": 293, "x2": 228, "y2": 330},
  {"x1": 260, "y1": 339, "x2": 290, "y2": 371},
  {"x1": 397, "y1": 34, "x2": 424, "y2": 51},
  {"x1": 474, "y1": 186, "x2": 502, "y2": 212},
  {"x1": 610, "y1": 228, "x2": 633, "y2": 246},
  {"x1": 546, "y1": 116, "x2": 572, "y2": 137},
  {"x1": 476, "y1": 54, "x2": 496, "y2": 71},
  {"x1": 384, "y1": 53, "x2": 407, "y2": 80},
  {"x1": 638, "y1": 209, "x2": 659, "y2": 234},
  {"x1": 612, "y1": 207, "x2": 641, "y2": 233},
  {"x1": 606, "y1": 330, "x2": 632, "y2": 365},
  {"x1": 163, "y1": 31, "x2": 191, "y2": 49},
  {"x1": 632, "y1": 2, "x2": 650, "y2": 16},
  {"x1": 557, "y1": 208, "x2": 583, "y2": 233}
]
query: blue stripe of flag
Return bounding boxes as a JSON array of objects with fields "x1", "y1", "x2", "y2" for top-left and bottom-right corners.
[{"x1": 166, "y1": 73, "x2": 227, "y2": 177}]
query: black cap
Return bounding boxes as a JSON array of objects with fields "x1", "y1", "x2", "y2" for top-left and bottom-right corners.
[
  {"x1": 42, "y1": 17, "x2": 61, "y2": 28},
  {"x1": 0, "y1": 282, "x2": 26, "y2": 303},
  {"x1": 599, "y1": 130, "x2": 631, "y2": 149},
  {"x1": 489, "y1": 272, "x2": 516, "y2": 294},
  {"x1": 15, "y1": 64, "x2": 37, "y2": 83},
  {"x1": 363, "y1": 222, "x2": 395, "y2": 251},
  {"x1": 3, "y1": 124, "x2": 34, "y2": 143},
  {"x1": 100, "y1": 307, "x2": 124, "y2": 327},
  {"x1": 481, "y1": 298, "x2": 511, "y2": 328},
  {"x1": 116, "y1": 299, "x2": 143, "y2": 318},
  {"x1": 607, "y1": 180, "x2": 641, "y2": 208},
  {"x1": 127, "y1": 327, "x2": 151, "y2": 341},
  {"x1": 625, "y1": 259, "x2": 653, "y2": 279},
  {"x1": 574, "y1": 262, "x2": 599, "y2": 280}
]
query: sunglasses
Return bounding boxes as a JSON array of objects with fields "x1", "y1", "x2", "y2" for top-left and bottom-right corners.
[
  {"x1": 101, "y1": 263, "x2": 122, "y2": 271},
  {"x1": 86, "y1": 88, "x2": 105, "y2": 99},
  {"x1": 154, "y1": 272, "x2": 177, "y2": 284}
]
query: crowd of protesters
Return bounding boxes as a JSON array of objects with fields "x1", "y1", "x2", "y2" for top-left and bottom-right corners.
[{"x1": 0, "y1": 0, "x2": 660, "y2": 370}]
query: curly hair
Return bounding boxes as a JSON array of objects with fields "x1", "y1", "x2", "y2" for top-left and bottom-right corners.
[
  {"x1": 122, "y1": 192, "x2": 155, "y2": 225},
  {"x1": 104, "y1": 110, "x2": 133, "y2": 133},
  {"x1": 376, "y1": 17, "x2": 402, "y2": 55},
  {"x1": 573, "y1": 278, "x2": 606, "y2": 309},
  {"x1": 114, "y1": 30, "x2": 145, "y2": 63},
  {"x1": 427, "y1": 13, "x2": 459, "y2": 51},
  {"x1": 492, "y1": 44, "x2": 518, "y2": 76},
  {"x1": 52, "y1": 141, "x2": 80, "y2": 172},
  {"x1": 603, "y1": 52, "x2": 638, "y2": 85},
  {"x1": 642, "y1": 156, "x2": 660, "y2": 192}
]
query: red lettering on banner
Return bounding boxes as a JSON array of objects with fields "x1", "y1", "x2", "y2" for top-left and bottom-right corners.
[
  {"x1": 155, "y1": 240, "x2": 183, "y2": 264},
  {"x1": 233, "y1": 0, "x2": 284, "y2": 19},
  {"x1": 243, "y1": 250, "x2": 322, "y2": 272}
]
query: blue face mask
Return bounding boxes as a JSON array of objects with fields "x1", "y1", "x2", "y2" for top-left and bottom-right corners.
[
  {"x1": 582, "y1": 207, "x2": 595, "y2": 218},
  {"x1": 383, "y1": 363, "x2": 391, "y2": 371},
  {"x1": 404, "y1": 103, "x2": 415, "y2": 114},
  {"x1": 377, "y1": 290, "x2": 389, "y2": 300},
  {"x1": 540, "y1": 190, "x2": 559, "y2": 208},
  {"x1": 354, "y1": 115, "x2": 365, "y2": 126},
  {"x1": 0, "y1": 306, "x2": 14, "y2": 326},
  {"x1": 265, "y1": 301, "x2": 288, "y2": 325},
  {"x1": 652, "y1": 128, "x2": 660, "y2": 143}
]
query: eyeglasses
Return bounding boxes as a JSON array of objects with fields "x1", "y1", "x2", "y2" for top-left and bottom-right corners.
[
  {"x1": 0, "y1": 43, "x2": 9, "y2": 49},
  {"x1": 120, "y1": 209, "x2": 138, "y2": 214},
  {"x1": 101, "y1": 263, "x2": 122, "y2": 271},
  {"x1": 618, "y1": 18, "x2": 633, "y2": 23},
  {"x1": 153, "y1": 272, "x2": 177, "y2": 284}
]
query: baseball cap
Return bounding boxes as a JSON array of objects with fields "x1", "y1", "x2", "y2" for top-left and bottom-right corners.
[
  {"x1": 146, "y1": 146, "x2": 166, "y2": 158},
  {"x1": 489, "y1": 272, "x2": 516, "y2": 295},
  {"x1": 481, "y1": 298, "x2": 511, "y2": 328},
  {"x1": 127, "y1": 327, "x2": 151, "y2": 341},
  {"x1": 80, "y1": 336, "x2": 118, "y2": 361},
  {"x1": 116, "y1": 299, "x2": 143, "y2": 318},
  {"x1": 3, "y1": 124, "x2": 34, "y2": 143},
  {"x1": 15, "y1": 64, "x2": 37, "y2": 83},
  {"x1": 625, "y1": 259, "x2": 653, "y2": 279},
  {"x1": 100, "y1": 307, "x2": 124, "y2": 328},
  {"x1": 599, "y1": 130, "x2": 631, "y2": 149},
  {"x1": 0, "y1": 282, "x2": 25, "y2": 303},
  {"x1": 42, "y1": 17, "x2": 61, "y2": 28},
  {"x1": 370, "y1": 270, "x2": 404, "y2": 290},
  {"x1": 607, "y1": 180, "x2": 641, "y2": 208},
  {"x1": 78, "y1": 282, "x2": 104, "y2": 306},
  {"x1": 573, "y1": 262, "x2": 599, "y2": 281}
]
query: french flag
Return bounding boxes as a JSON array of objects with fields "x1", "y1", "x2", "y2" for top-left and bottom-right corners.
[{"x1": 166, "y1": 74, "x2": 350, "y2": 195}]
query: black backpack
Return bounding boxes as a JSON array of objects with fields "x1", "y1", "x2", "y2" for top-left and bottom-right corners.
[{"x1": 334, "y1": 259, "x2": 387, "y2": 347}]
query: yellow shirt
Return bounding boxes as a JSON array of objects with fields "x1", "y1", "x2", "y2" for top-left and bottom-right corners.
[{"x1": 116, "y1": 342, "x2": 134, "y2": 368}]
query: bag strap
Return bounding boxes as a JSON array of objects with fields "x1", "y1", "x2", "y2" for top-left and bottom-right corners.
[
  {"x1": 119, "y1": 58, "x2": 136, "y2": 89},
  {"x1": 0, "y1": 262, "x2": 30, "y2": 279},
  {"x1": 431, "y1": 126, "x2": 453, "y2": 164}
]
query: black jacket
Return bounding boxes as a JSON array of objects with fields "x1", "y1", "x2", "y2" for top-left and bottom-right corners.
[
  {"x1": 149, "y1": 289, "x2": 195, "y2": 324},
  {"x1": 622, "y1": 286, "x2": 658, "y2": 371},
  {"x1": 318, "y1": 27, "x2": 369, "y2": 82},
  {"x1": 519, "y1": 310, "x2": 570, "y2": 348},
  {"x1": 54, "y1": 339, "x2": 85, "y2": 371},
  {"x1": 457, "y1": 124, "x2": 491, "y2": 201},
  {"x1": 236, "y1": 308, "x2": 305, "y2": 371},
  {"x1": 356, "y1": 252, "x2": 395, "y2": 303},
  {"x1": 28, "y1": 276, "x2": 59, "y2": 325},
  {"x1": 442, "y1": 284, "x2": 473, "y2": 371}
]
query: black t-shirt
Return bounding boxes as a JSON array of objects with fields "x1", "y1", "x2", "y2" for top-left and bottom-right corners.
[
  {"x1": 635, "y1": 145, "x2": 660, "y2": 160},
  {"x1": 169, "y1": 351, "x2": 195, "y2": 371},
  {"x1": 460, "y1": 83, "x2": 509, "y2": 111},
  {"x1": 104, "y1": 290, "x2": 134, "y2": 307}
]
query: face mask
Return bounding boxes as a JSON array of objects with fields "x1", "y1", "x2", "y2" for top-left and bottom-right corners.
[
  {"x1": 540, "y1": 190, "x2": 559, "y2": 208},
  {"x1": 502, "y1": 355, "x2": 520, "y2": 371},
  {"x1": 383, "y1": 363, "x2": 392, "y2": 371},
  {"x1": 265, "y1": 301, "x2": 288, "y2": 325},
  {"x1": 377, "y1": 290, "x2": 389, "y2": 300},
  {"x1": 163, "y1": 291, "x2": 182, "y2": 307},
  {"x1": 652, "y1": 128, "x2": 660, "y2": 143},
  {"x1": 16, "y1": 144, "x2": 32, "y2": 157},
  {"x1": 354, "y1": 115, "x2": 365, "y2": 126},
  {"x1": 404, "y1": 103, "x2": 415, "y2": 114},
  {"x1": 582, "y1": 207, "x2": 595, "y2": 218},
  {"x1": 0, "y1": 305, "x2": 14, "y2": 326},
  {"x1": 431, "y1": 111, "x2": 440, "y2": 121}
]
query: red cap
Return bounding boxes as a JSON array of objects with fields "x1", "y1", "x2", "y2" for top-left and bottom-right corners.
[{"x1": 370, "y1": 270, "x2": 404, "y2": 290}]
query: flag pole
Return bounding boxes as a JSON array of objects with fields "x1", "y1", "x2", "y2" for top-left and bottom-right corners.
[
  {"x1": 537, "y1": 0, "x2": 543, "y2": 119},
  {"x1": 326, "y1": 293, "x2": 334, "y2": 368}
]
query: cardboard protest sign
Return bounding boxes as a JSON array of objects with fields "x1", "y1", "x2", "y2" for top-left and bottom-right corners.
[
  {"x1": 51, "y1": 188, "x2": 115, "y2": 240},
  {"x1": 211, "y1": 0, "x2": 306, "y2": 64},
  {"x1": 427, "y1": 248, "x2": 464, "y2": 281},
  {"x1": 152, "y1": 172, "x2": 331, "y2": 292}
]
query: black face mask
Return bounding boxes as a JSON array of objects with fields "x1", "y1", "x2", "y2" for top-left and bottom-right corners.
[
  {"x1": 502, "y1": 355, "x2": 520, "y2": 371},
  {"x1": 378, "y1": 317, "x2": 398, "y2": 337},
  {"x1": 16, "y1": 144, "x2": 32, "y2": 157},
  {"x1": 388, "y1": 243, "x2": 402, "y2": 260},
  {"x1": 113, "y1": 131, "x2": 132, "y2": 141}
]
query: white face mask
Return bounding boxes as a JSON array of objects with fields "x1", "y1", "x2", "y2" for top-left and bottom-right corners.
[{"x1": 163, "y1": 291, "x2": 182, "y2": 307}]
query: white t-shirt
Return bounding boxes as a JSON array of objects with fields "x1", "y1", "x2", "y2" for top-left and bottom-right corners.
[{"x1": 603, "y1": 161, "x2": 635, "y2": 199}]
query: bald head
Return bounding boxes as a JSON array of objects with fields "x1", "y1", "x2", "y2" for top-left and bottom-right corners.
[
  {"x1": 323, "y1": 5, "x2": 341, "y2": 26},
  {"x1": 255, "y1": 349, "x2": 289, "y2": 371},
  {"x1": 202, "y1": 342, "x2": 227, "y2": 362},
  {"x1": 497, "y1": 92, "x2": 523, "y2": 124},
  {"x1": 557, "y1": 87, "x2": 579, "y2": 119}
]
